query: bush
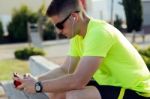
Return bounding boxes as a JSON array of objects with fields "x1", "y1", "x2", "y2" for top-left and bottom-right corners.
[
  {"x1": 14, "y1": 47, "x2": 45, "y2": 60},
  {"x1": 43, "y1": 21, "x2": 66, "y2": 40},
  {"x1": 7, "y1": 5, "x2": 38, "y2": 42},
  {"x1": 43, "y1": 21, "x2": 56, "y2": 40},
  {"x1": 114, "y1": 15, "x2": 122, "y2": 30},
  {"x1": 137, "y1": 46, "x2": 150, "y2": 70},
  {"x1": 0, "y1": 20, "x2": 3, "y2": 38}
]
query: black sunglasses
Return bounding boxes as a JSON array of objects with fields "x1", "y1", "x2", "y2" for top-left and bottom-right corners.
[{"x1": 55, "y1": 11, "x2": 80, "y2": 30}]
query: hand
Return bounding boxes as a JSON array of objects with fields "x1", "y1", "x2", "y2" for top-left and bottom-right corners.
[
  {"x1": 23, "y1": 73, "x2": 37, "y2": 81},
  {"x1": 13, "y1": 73, "x2": 38, "y2": 94},
  {"x1": 13, "y1": 73, "x2": 22, "y2": 88}
]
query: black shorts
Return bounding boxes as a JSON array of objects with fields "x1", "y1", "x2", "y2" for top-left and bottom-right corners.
[{"x1": 87, "y1": 80, "x2": 150, "y2": 99}]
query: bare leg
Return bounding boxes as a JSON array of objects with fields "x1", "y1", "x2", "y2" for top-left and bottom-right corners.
[
  {"x1": 66, "y1": 86, "x2": 102, "y2": 99},
  {"x1": 48, "y1": 92, "x2": 66, "y2": 99}
]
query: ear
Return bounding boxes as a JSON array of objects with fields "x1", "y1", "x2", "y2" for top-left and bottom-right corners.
[
  {"x1": 73, "y1": 17, "x2": 76, "y2": 21},
  {"x1": 71, "y1": 13, "x2": 78, "y2": 21}
]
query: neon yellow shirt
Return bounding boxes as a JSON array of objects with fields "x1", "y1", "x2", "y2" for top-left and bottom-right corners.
[{"x1": 68, "y1": 18, "x2": 150, "y2": 97}]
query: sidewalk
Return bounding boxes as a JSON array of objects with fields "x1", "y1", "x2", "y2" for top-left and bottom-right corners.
[
  {"x1": 0, "y1": 34, "x2": 150, "y2": 61},
  {"x1": 0, "y1": 86, "x2": 6, "y2": 99},
  {"x1": 0, "y1": 39, "x2": 69, "y2": 62},
  {"x1": 0, "y1": 34, "x2": 150, "y2": 66}
]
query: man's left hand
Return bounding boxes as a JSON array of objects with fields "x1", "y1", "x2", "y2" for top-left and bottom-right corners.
[{"x1": 17, "y1": 73, "x2": 37, "y2": 94}]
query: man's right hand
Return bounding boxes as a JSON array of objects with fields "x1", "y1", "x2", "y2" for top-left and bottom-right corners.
[
  {"x1": 13, "y1": 73, "x2": 22, "y2": 88},
  {"x1": 13, "y1": 73, "x2": 37, "y2": 90}
]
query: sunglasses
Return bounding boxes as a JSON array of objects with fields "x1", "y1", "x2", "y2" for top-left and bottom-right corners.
[{"x1": 55, "y1": 11, "x2": 80, "y2": 30}]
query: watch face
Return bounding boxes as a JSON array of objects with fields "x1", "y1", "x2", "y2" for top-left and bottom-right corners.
[
  {"x1": 36, "y1": 85, "x2": 41, "y2": 91},
  {"x1": 35, "y1": 82, "x2": 42, "y2": 93}
]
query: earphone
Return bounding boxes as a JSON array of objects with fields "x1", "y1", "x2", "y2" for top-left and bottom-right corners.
[
  {"x1": 67, "y1": 17, "x2": 76, "y2": 74},
  {"x1": 71, "y1": 17, "x2": 76, "y2": 36},
  {"x1": 73, "y1": 17, "x2": 76, "y2": 21}
]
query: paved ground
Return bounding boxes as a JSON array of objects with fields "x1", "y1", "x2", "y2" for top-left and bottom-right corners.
[
  {"x1": 0, "y1": 39, "x2": 69, "y2": 64},
  {"x1": 0, "y1": 34, "x2": 150, "y2": 61},
  {"x1": 0, "y1": 86, "x2": 6, "y2": 99}
]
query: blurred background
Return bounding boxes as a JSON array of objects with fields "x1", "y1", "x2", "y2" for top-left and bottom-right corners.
[{"x1": 0, "y1": 0, "x2": 150, "y2": 98}]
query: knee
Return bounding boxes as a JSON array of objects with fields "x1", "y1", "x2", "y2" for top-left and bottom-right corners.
[
  {"x1": 66, "y1": 91, "x2": 78, "y2": 99},
  {"x1": 48, "y1": 92, "x2": 66, "y2": 99}
]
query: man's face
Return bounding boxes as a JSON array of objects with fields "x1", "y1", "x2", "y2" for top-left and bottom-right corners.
[{"x1": 50, "y1": 13, "x2": 78, "y2": 39}]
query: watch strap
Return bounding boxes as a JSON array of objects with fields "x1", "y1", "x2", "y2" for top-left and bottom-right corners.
[{"x1": 35, "y1": 81, "x2": 43, "y2": 93}]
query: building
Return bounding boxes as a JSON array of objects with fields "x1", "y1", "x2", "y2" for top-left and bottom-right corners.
[
  {"x1": 0, "y1": 0, "x2": 150, "y2": 34},
  {"x1": 142, "y1": 0, "x2": 150, "y2": 33},
  {"x1": 86, "y1": 0, "x2": 150, "y2": 33},
  {"x1": 86, "y1": 0, "x2": 125, "y2": 22},
  {"x1": 142, "y1": 0, "x2": 150, "y2": 26}
]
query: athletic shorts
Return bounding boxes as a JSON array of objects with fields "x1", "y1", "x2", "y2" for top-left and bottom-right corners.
[{"x1": 87, "y1": 80, "x2": 150, "y2": 99}]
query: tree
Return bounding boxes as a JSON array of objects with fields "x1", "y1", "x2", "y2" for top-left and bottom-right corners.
[
  {"x1": 7, "y1": 4, "x2": 57, "y2": 43},
  {"x1": 43, "y1": 21, "x2": 56, "y2": 40},
  {"x1": 114, "y1": 15, "x2": 123, "y2": 30},
  {"x1": 110, "y1": 0, "x2": 114, "y2": 25},
  {"x1": 0, "y1": 20, "x2": 3, "y2": 38},
  {"x1": 37, "y1": 3, "x2": 57, "y2": 41},
  {"x1": 7, "y1": 5, "x2": 38, "y2": 42},
  {"x1": 122, "y1": 0, "x2": 143, "y2": 32}
]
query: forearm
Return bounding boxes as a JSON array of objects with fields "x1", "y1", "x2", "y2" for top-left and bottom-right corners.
[
  {"x1": 42, "y1": 74, "x2": 82, "y2": 93},
  {"x1": 37, "y1": 67, "x2": 67, "y2": 81},
  {"x1": 40, "y1": 56, "x2": 102, "y2": 93}
]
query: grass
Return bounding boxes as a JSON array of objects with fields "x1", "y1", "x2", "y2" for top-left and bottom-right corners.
[{"x1": 0, "y1": 59, "x2": 29, "y2": 80}]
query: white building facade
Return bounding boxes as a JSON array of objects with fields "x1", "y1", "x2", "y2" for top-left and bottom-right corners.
[{"x1": 142, "y1": 0, "x2": 150, "y2": 26}]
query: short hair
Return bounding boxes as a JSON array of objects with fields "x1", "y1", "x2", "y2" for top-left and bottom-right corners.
[{"x1": 46, "y1": 0, "x2": 81, "y2": 17}]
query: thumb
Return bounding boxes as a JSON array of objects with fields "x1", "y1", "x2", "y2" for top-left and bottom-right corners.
[{"x1": 16, "y1": 83, "x2": 24, "y2": 90}]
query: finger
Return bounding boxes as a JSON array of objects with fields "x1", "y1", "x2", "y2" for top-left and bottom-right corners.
[
  {"x1": 13, "y1": 76, "x2": 20, "y2": 81},
  {"x1": 23, "y1": 73, "x2": 31, "y2": 79},
  {"x1": 16, "y1": 83, "x2": 24, "y2": 90},
  {"x1": 12, "y1": 72, "x2": 18, "y2": 80},
  {"x1": 14, "y1": 77, "x2": 24, "y2": 82},
  {"x1": 13, "y1": 72, "x2": 21, "y2": 78},
  {"x1": 23, "y1": 74, "x2": 27, "y2": 78}
]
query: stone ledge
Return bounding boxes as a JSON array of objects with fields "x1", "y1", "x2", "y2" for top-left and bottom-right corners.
[
  {"x1": 0, "y1": 55, "x2": 60, "y2": 99},
  {"x1": 29, "y1": 55, "x2": 60, "y2": 76},
  {"x1": 0, "y1": 81, "x2": 11, "y2": 99}
]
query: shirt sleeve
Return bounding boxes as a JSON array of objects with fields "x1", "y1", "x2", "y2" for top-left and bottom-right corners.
[
  {"x1": 67, "y1": 37, "x2": 79, "y2": 56},
  {"x1": 83, "y1": 28, "x2": 115, "y2": 57}
]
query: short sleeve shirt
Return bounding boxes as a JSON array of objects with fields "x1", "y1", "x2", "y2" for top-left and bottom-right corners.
[{"x1": 68, "y1": 18, "x2": 150, "y2": 97}]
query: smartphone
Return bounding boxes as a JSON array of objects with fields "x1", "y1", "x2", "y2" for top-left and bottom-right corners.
[{"x1": 13, "y1": 73, "x2": 22, "y2": 88}]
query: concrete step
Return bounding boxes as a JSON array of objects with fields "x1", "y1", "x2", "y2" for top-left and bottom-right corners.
[
  {"x1": 0, "y1": 81, "x2": 48, "y2": 99},
  {"x1": 0, "y1": 86, "x2": 7, "y2": 99}
]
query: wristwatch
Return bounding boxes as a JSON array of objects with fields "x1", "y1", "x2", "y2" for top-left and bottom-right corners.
[{"x1": 35, "y1": 81, "x2": 43, "y2": 93}]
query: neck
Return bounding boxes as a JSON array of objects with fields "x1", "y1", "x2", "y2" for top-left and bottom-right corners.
[{"x1": 79, "y1": 12, "x2": 90, "y2": 38}]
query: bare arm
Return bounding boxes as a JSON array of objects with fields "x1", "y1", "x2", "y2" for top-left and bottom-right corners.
[
  {"x1": 42, "y1": 56, "x2": 103, "y2": 93},
  {"x1": 37, "y1": 56, "x2": 80, "y2": 81}
]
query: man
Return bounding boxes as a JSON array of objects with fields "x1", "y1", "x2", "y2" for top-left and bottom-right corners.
[{"x1": 14, "y1": 0, "x2": 150, "y2": 99}]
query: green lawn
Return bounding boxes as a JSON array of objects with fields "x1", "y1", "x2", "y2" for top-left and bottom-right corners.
[{"x1": 0, "y1": 59, "x2": 29, "y2": 80}]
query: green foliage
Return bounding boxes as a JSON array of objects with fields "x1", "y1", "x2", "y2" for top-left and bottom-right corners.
[
  {"x1": 137, "y1": 46, "x2": 150, "y2": 70},
  {"x1": 0, "y1": 59, "x2": 29, "y2": 80},
  {"x1": 0, "y1": 20, "x2": 4, "y2": 38},
  {"x1": 122, "y1": 0, "x2": 143, "y2": 32},
  {"x1": 7, "y1": 4, "x2": 57, "y2": 42},
  {"x1": 7, "y1": 5, "x2": 38, "y2": 42},
  {"x1": 43, "y1": 21, "x2": 56, "y2": 40},
  {"x1": 15, "y1": 47, "x2": 45, "y2": 60},
  {"x1": 114, "y1": 15, "x2": 122, "y2": 30}
]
